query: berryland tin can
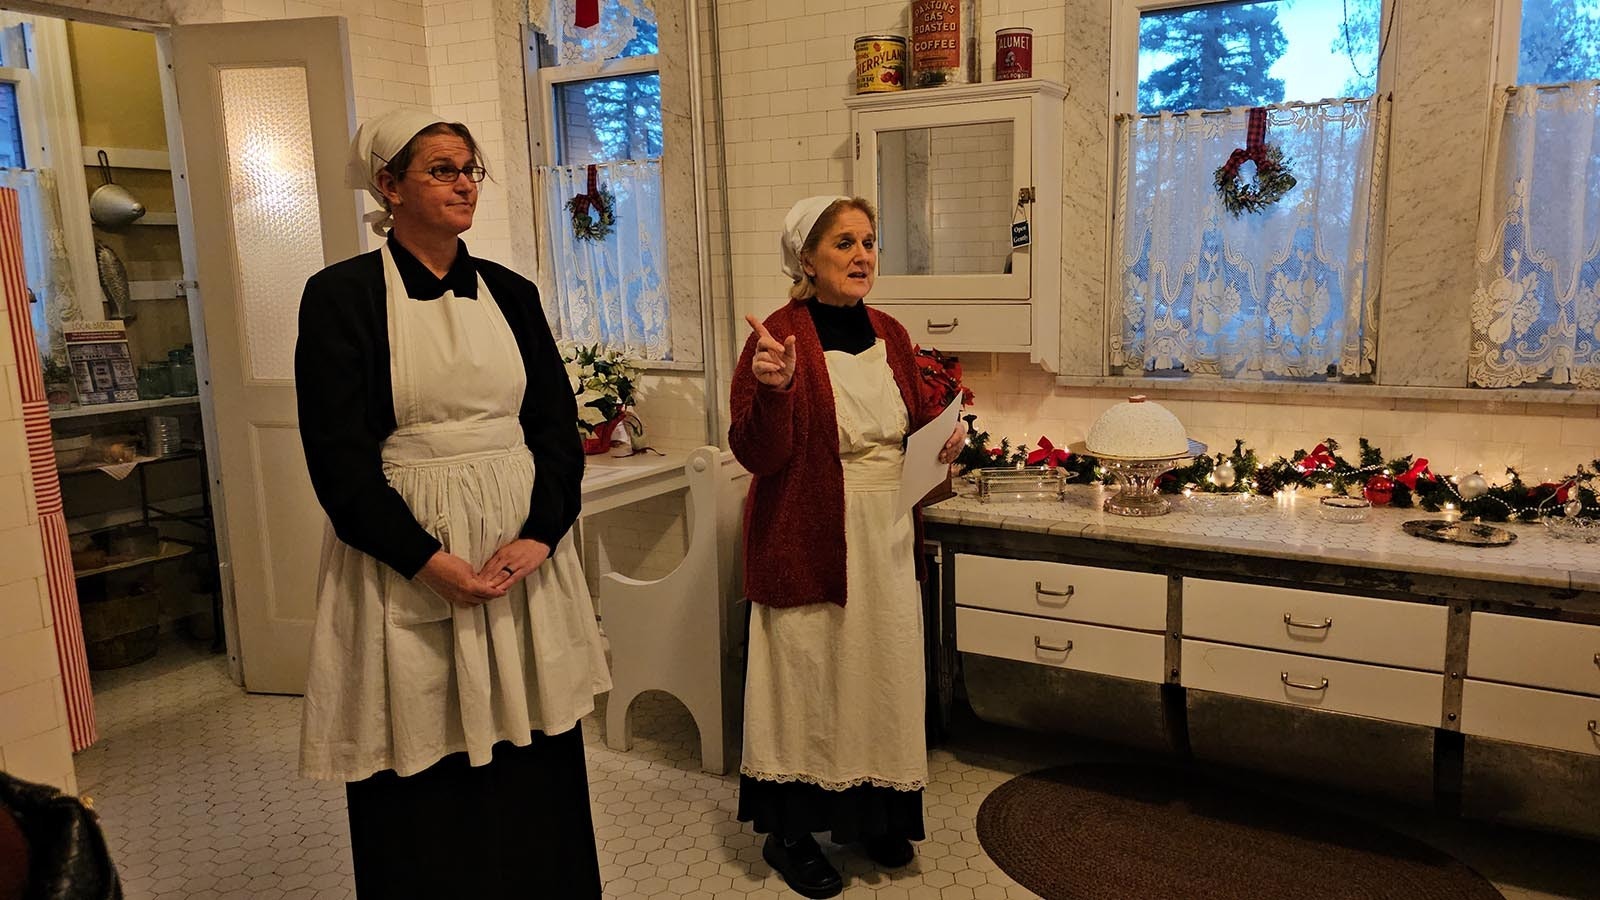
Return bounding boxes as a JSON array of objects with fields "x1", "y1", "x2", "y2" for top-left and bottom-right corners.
[
  {"x1": 855, "y1": 34, "x2": 907, "y2": 93},
  {"x1": 994, "y1": 27, "x2": 1033, "y2": 81}
]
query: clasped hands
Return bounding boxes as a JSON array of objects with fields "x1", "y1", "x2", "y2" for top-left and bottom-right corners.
[
  {"x1": 415, "y1": 537, "x2": 551, "y2": 608},
  {"x1": 746, "y1": 314, "x2": 964, "y2": 466}
]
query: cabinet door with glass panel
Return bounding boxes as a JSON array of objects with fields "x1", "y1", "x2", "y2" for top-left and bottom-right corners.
[{"x1": 846, "y1": 80, "x2": 1064, "y2": 361}]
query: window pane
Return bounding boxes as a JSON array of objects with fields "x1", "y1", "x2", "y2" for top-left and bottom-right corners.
[
  {"x1": 0, "y1": 83, "x2": 24, "y2": 168},
  {"x1": 1518, "y1": 0, "x2": 1600, "y2": 83},
  {"x1": 1138, "y1": 0, "x2": 1381, "y2": 114},
  {"x1": 619, "y1": 16, "x2": 658, "y2": 56},
  {"x1": 555, "y1": 73, "x2": 663, "y2": 165}
]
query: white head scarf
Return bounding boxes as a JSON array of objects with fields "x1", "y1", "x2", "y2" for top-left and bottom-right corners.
[
  {"x1": 779, "y1": 195, "x2": 850, "y2": 281},
  {"x1": 345, "y1": 108, "x2": 449, "y2": 236}
]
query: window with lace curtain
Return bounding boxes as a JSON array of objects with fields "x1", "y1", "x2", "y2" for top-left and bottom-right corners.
[
  {"x1": 0, "y1": 19, "x2": 66, "y2": 365},
  {"x1": 528, "y1": 0, "x2": 673, "y2": 362},
  {"x1": 1112, "y1": 0, "x2": 1389, "y2": 380},
  {"x1": 1469, "y1": 0, "x2": 1600, "y2": 388}
]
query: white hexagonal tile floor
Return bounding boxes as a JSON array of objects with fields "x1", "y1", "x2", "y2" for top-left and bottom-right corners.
[{"x1": 73, "y1": 637, "x2": 1596, "y2": 900}]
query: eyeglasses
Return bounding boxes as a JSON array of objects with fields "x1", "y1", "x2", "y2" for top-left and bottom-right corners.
[{"x1": 408, "y1": 164, "x2": 488, "y2": 184}]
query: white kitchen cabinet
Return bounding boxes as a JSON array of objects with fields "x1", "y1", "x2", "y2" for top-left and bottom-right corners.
[{"x1": 845, "y1": 80, "x2": 1066, "y2": 368}]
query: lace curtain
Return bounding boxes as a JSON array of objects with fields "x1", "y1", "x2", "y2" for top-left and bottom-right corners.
[
  {"x1": 0, "y1": 167, "x2": 81, "y2": 365},
  {"x1": 1470, "y1": 82, "x2": 1600, "y2": 388},
  {"x1": 536, "y1": 160, "x2": 669, "y2": 360},
  {"x1": 528, "y1": 0, "x2": 655, "y2": 69},
  {"x1": 1113, "y1": 99, "x2": 1389, "y2": 378}
]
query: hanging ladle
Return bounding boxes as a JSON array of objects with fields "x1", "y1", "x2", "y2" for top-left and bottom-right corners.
[{"x1": 89, "y1": 150, "x2": 146, "y2": 227}]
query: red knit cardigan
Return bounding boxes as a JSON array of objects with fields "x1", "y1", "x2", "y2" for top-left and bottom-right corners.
[{"x1": 729, "y1": 300, "x2": 940, "y2": 608}]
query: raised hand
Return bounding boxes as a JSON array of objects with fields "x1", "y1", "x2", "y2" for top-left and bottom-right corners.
[
  {"x1": 746, "y1": 314, "x2": 796, "y2": 389},
  {"x1": 416, "y1": 550, "x2": 506, "y2": 608}
]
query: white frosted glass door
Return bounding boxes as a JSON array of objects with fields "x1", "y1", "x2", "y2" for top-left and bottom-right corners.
[{"x1": 173, "y1": 17, "x2": 360, "y2": 695}]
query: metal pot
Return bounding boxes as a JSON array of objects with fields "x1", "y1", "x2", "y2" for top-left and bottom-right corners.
[{"x1": 89, "y1": 150, "x2": 146, "y2": 227}]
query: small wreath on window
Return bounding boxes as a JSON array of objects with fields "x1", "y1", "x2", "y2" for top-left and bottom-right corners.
[
  {"x1": 566, "y1": 164, "x2": 616, "y2": 242},
  {"x1": 1213, "y1": 107, "x2": 1297, "y2": 218}
]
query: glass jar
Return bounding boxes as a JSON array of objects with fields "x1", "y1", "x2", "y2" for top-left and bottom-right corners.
[{"x1": 136, "y1": 362, "x2": 172, "y2": 399}]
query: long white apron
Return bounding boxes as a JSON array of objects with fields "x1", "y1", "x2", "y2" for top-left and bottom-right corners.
[
  {"x1": 300, "y1": 245, "x2": 611, "y2": 782},
  {"x1": 740, "y1": 339, "x2": 927, "y2": 792}
]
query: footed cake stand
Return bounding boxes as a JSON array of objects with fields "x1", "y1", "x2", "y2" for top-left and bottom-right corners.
[{"x1": 1070, "y1": 440, "x2": 1207, "y2": 517}]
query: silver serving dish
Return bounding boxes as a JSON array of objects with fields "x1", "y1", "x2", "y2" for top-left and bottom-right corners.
[
  {"x1": 1070, "y1": 439, "x2": 1207, "y2": 517},
  {"x1": 1543, "y1": 516, "x2": 1600, "y2": 544},
  {"x1": 1402, "y1": 519, "x2": 1517, "y2": 547},
  {"x1": 974, "y1": 466, "x2": 1069, "y2": 503}
]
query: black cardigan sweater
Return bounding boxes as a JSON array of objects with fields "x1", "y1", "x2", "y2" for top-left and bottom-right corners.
[{"x1": 294, "y1": 238, "x2": 583, "y2": 580}]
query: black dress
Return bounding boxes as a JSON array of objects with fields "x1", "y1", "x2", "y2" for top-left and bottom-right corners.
[{"x1": 734, "y1": 298, "x2": 926, "y2": 845}]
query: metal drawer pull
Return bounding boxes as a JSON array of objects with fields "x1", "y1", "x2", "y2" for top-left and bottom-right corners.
[
  {"x1": 1035, "y1": 581, "x2": 1075, "y2": 602},
  {"x1": 1034, "y1": 636, "x2": 1073, "y2": 653},
  {"x1": 1593, "y1": 652, "x2": 1598, "y2": 669},
  {"x1": 926, "y1": 318, "x2": 959, "y2": 333},
  {"x1": 1283, "y1": 613, "x2": 1333, "y2": 630},
  {"x1": 1589, "y1": 720, "x2": 1598, "y2": 737},
  {"x1": 1280, "y1": 672, "x2": 1329, "y2": 691}
]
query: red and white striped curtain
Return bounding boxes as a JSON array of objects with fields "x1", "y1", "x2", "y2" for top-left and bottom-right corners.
[{"x1": 1, "y1": 187, "x2": 96, "y2": 750}]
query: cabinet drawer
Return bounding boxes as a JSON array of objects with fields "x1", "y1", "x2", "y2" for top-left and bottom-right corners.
[
  {"x1": 957, "y1": 607, "x2": 1166, "y2": 683},
  {"x1": 1183, "y1": 579, "x2": 1447, "y2": 671},
  {"x1": 1181, "y1": 640, "x2": 1444, "y2": 727},
  {"x1": 874, "y1": 302, "x2": 1030, "y2": 351},
  {"x1": 1468, "y1": 613, "x2": 1600, "y2": 697},
  {"x1": 955, "y1": 554, "x2": 1167, "y2": 631},
  {"x1": 1462, "y1": 679, "x2": 1600, "y2": 757}
]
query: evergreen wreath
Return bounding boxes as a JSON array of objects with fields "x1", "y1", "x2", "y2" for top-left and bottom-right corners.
[
  {"x1": 566, "y1": 164, "x2": 616, "y2": 242},
  {"x1": 1214, "y1": 107, "x2": 1297, "y2": 217}
]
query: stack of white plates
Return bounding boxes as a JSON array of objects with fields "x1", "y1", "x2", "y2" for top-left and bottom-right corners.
[{"x1": 146, "y1": 415, "x2": 181, "y2": 457}]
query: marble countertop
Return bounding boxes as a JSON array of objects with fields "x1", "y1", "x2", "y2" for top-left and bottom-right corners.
[{"x1": 924, "y1": 484, "x2": 1600, "y2": 593}]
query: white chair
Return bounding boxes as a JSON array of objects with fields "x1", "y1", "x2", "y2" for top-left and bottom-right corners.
[{"x1": 600, "y1": 446, "x2": 748, "y2": 773}]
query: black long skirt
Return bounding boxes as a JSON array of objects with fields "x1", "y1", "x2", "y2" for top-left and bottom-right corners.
[
  {"x1": 344, "y1": 724, "x2": 601, "y2": 899},
  {"x1": 737, "y1": 774, "x2": 925, "y2": 844}
]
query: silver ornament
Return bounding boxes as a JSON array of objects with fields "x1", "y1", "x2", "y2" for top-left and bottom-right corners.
[
  {"x1": 1565, "y1": 498, "x2": 1584, "y2": 518},
  {"x1": 1458, "y1": 473, "x2": 1488, "y2": 500},
  {"x1": 1213, "y1": 460, "x2": 1237, "y2": 489}
]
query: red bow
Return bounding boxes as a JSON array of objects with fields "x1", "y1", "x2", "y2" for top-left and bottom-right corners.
[
  {"x1": 1026, "y1": 437, "x2": 1071, "y2": 468},
  {"x1": 575, "y1": 0, "x2": 599, "y2": 27},
  {"x1": 1539, "y1": 480, "x2": 1574, "y2": 503},
  {"x1": 988, "y1": 447, "x2": 1005, "y2": 459},
  {"x1": 1394, "y1": 458, "x2": 1434, "y2": 490},
  {"x1": 1219, "y1": 108, "x2": 1275, "y2": 180},
  {"x1": 1296, "y1": 443, "x2": 1336, "y2": 473}
]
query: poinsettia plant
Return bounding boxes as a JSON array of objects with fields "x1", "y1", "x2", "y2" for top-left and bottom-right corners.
[
  {"x1": 559, "y1": 341, "x2": 642, "y2": 433},
  {"x1": 914, "y1": 346, "x2": 974, "y2": 413}
]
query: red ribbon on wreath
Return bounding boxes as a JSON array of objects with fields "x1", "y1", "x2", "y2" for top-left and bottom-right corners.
[
  {"x1": 1394, "y1": 458, "x2": 1434, "y2": 490},
  {"x1": 1220, "y1": 107, "x2": 1273, "y2": 181},
  {"x1": 575, "y1": 0, "x2": 599, "y2": 28},
  {"x1": 570, "y1": 165, "x2": 604, "y2": 217},
  {"x1": 1296, "y1": 442, "x2": 1337, "y2": 473}
]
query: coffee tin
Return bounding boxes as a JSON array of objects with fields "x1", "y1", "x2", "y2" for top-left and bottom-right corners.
[
  {"x1": 854, "y1": 34, "x2": 907, "y2": 93},
  {"x1": 911, "y1": 0, "x2": 964, "y2": 87},
  {"x1": 995, "y1": 27, "x2": 1033, "y2": 81}
]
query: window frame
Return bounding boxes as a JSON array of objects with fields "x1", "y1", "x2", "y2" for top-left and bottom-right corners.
[
  {"x1": 532, "y1": 52, "x2": 661, "y2": 168},
  {"x1": 0, "y1": 22, "x2": 44, "y2": 170},
  {"x1": 1104, "y1": 0, "x2": 1396, "y2": 378}
]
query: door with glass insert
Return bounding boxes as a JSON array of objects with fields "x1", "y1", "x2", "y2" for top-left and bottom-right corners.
[{"x1": 172, "y1": 17, "x2": 360, "y2": 694}]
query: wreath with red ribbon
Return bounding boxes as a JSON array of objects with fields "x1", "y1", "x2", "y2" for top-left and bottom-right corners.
[
  {"x1": 1213, "y1": 107, "x2": 1297, "y2": 217},
  {"x1": 566, "y1": 164, "x2": 615, "y2": 242}
]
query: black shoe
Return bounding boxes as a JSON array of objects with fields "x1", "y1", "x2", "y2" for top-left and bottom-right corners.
[
  {"x1": 861, "y1": 835, "x2": 915, "y2": 869},
  {"x1": 762, "y1": 834, "x2": 843, "y2": 899}
]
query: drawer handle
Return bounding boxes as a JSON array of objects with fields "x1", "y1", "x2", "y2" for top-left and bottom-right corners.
[
  {"x1": 1593, "y1": 652, "x2": 1598, "y2": 670},
  {"x1": 1034, "y1": 636, "x2": 1073, "y2": 654},
  {"x1": 1283, "y1": 613, "x2": 1333, "y2": 631},
  {"x1": 1589, "y1": 720, "x2": 1598, "y2": 738},
  {"x1": 1280, "y1": 672, "x2": 1329, "y2": 691},
  {"x1": 1035, "y1": 581, "x2": 1075, "y2": 603},
  {"x1": 926, "y1": 318, "x2": 959, "y2": 333}
]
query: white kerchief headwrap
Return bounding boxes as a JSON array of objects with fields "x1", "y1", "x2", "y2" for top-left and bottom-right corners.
[
  {"x1": 345, "y1": 109, "x2": 449, "y2": 237},
  {"x1": 779, "y1": 195, "x2": 850, "y2": 281}
]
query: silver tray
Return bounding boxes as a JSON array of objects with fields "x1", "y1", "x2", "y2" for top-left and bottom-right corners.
[
  {"x1": 1178, "y1": 492, "x2": 1274, "y2": 516},
  {"x1": 1543, "y1": 517, "x2": 1600, "y2": 544},
  {"x1": 1401, "y1": 520, "x2": 1517, "y2": 547},
  {"x1": 974, "y1": 466, "x2": 1070, "y2": 503}
]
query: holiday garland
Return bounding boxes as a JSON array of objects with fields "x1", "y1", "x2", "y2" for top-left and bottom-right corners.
[
  {"x1": 956, "y1": 419, "x2": 1600, "y2": 522},
  {"x1": 1214, "y1": 107, "x2": 1297, "y2": 218}
]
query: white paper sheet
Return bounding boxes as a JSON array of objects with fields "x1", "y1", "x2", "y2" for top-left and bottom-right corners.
[{"x1": 897, "y1": 396, "x2": 962, "y2": 521}]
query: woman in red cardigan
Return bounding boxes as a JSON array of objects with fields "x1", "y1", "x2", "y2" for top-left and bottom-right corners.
[{"x1": 729, "y1": 196, "x2": 964, "y2": 898}]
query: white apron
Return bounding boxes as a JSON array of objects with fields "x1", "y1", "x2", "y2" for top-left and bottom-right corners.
[
  {"x1": 300, "y1": 245, "x2": 611, "y2": 782},
  {"x1": 740, "y1": 339, "x2": 928, "y2": 792}
]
